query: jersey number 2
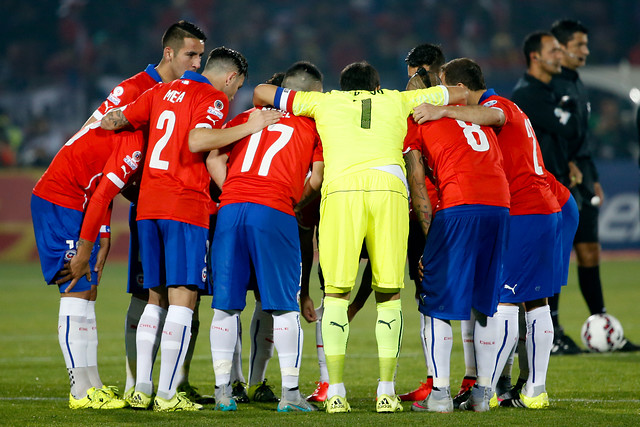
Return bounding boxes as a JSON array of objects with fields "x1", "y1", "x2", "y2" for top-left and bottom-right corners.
[
  {"x1": 241, "y1": 124, "x2": 294, "y2": 176},
  {"x1": 149, "y1": 110, "x2": 175, "y2": 170}
]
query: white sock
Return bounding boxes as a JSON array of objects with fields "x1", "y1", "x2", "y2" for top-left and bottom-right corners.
[
  {"x1": 272, "y1": 311, "x2": 303, "y2": 390},
  {"x1": 135, "y1": 303, "x2": 167, "y2": 395},
  {"x1": 327, "y1": 383, "x2": 346, "y2": 398},
  {"x1": 473, "y1": 312, "x2": 498, "y2": 387},
  {"x1": 424, "y1": 316, "x2": 452, "y2": 388},
  {"x1": 156, "y1": 305, "x2": 193, "y2": 400},
  {"x1": 124, "y1": 296, "x2": 147, "y2": 392},
  {"x1": 230, "y1": 320, "x2": 245, "y2": 384},
  {"x1": 176, "y1": 306, "x2": 199, "y2": 387},
  {"x1": 418, "y1": 302, "x2": 429, "y2": 371},
  {"x1": 85, "y1": 300, "x2": 102, "y2": 388},
  {"x1": 248, "y1": 302, "x2": 274, "y2": 386},
  {"x1": 59, "y1": 297, "x2": 92, "y2": 398},
  {"x1": 315, "y1": 304, "x2": 329, "y2": 382},
  {"x1": 524, "y1": 305, "x2": 553, "y2": 396},
  {"x1": 461, "y1": 311, "x2": 477, "y2": 378},
  {"x1": 211, "y1": 309, "x2": 240, "y2": 387},
  {"x1": 489, "y1": 305, "x2": 519, "y2": 390}
]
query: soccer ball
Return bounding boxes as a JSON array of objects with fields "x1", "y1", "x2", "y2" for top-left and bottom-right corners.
[{"x1": 580, "y1": 313, "x2": 624, "y2": 352}]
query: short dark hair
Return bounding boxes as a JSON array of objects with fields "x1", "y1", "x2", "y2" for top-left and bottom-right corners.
[
  {"x1": 265, "y1": 72, "x2": 285, "y2": 86},
  {"x1": 285, "y1": 61, "x2": 323, "y2": 82},
  {"x1": 550, "y1": 19, "x2": 589, "y2": 45},
  {"x1": 339, "y1": 61, "x2": 380, "y2": 91},
  {"x1": 523, "y1": 31, "x2": 552, "y2": 67},
  {"x1": 162, "y1": 20, "x2": 206, "y2": 51},
  {"x1": 405, "y1": 43, "x2": 445, "y2": 73},
  {"x1": 204, "y1": 46, "x2": 248, "y2": 77},
  {"x1": 440, "y1": 58, "x2": 486, "y2": 91}
]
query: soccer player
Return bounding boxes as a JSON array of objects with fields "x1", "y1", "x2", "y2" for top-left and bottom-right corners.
[
  {"x1": 80, "y1": 20, "x2": 210, "y2": 405},
  {"x1": 208, "y1": 61, "x2": 324, "y2": 413},
  {"x1": 253, "y1": 61, "x2": 467, "y2": 413},
  {"x1": 414, "y1": 57, "x2": 563, "y2": 410},
  {"x1": 31, "y1": 122, "x2": 144, "y2": 410},
  {"x1": 405, "y1": 67, "x2": 510, "y2": 414},
  {"x1": 101, "y1": 46, "x2": 282, "y2": 412},
  {"x1": 550, "y1": 19, "x2": 640, "y2": 352}
]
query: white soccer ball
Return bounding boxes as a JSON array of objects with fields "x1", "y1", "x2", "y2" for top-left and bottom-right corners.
[{"x1": 580, "y1": 313, "x2": 624, "y2": 352}]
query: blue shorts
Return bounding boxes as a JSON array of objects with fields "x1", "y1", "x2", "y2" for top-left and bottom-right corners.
[
  {"x1": 137, "y1": 219, "x2": 208, "y2": 290},
  {"x1": 501, "y1": 212, "x2": 561, "y2": 303},
  {"x1": 126, "y1": 204, "x2": 147, "y2": 295},
  {"x1": 31, "y1": 194, "x2": 99, "y2": 293},
  {"x1": 419, "y1": 204, "x2": 509, "y2": 320},
  {"x1": 211, "y1": 203, "x2": 301, "y2": 312},
  {"x1": 558, "y1": 195, "x2": 579, "y2": 289}
]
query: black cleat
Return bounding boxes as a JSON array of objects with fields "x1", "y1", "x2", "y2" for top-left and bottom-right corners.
[{"x1": 550, "y1": 332, "x2": 583, "y2": 355}]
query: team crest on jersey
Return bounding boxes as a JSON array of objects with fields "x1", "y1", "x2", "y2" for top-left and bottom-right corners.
[
  {"x1": 483, "y1": 100, "x2": 498, "y2": 107},
  {"x1": 123, "y1": 154, "x2": 140, "y2": 171},
  {"x1": 64, "y1": 249, "x2": 77, "y2": 261},
  {"x1": 207, "y1": 105, "x2": 224, "y2": 119},
  {"x1": 201, "y1": 267, "x2": 207, "y2": 282},
  {"x1": 107, "y1": 86, "x2": 124, "y2": 105},
  {"x1": 132, "y1": 150, "x2": 142, "y2": 162},
  {"x1": 181, "y1": 79, "x2": 190, "y2": 85}
]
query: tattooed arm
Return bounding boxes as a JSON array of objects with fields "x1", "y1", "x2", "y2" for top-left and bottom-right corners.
[
  {"x1": 405, "y1": 149, "x2": 432, "y2": 236},
  {"x1": 101, "y1": 109, "x2": 130, "y2": 130}
]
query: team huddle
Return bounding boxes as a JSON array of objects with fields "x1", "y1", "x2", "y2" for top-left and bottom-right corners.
[{"x1": 31, "y1": 18, "x2": 609, "y2": 414}]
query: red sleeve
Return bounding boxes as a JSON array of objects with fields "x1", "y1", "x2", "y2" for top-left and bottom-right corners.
[
  {"x1": 313, "y1": 137, "x2": 324, "y2": 162},
  {"x1": 403, "y1": 118, "x2": 423, "y2": 154},
  {"x1": 99, "y1": 205, "x2": 113, "y2": 239},
  {"x1": 122, "y1": 86, "x2": 156, "y2": 129},
  {"x1": 79, "y1": 131, "x2": 145, "y2": 241},
  {"x1": 191, "y1": 90, "x2": 229, "y2": 131}
]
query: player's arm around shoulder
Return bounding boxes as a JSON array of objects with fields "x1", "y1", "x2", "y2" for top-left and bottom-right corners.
[{"x1": 404, "y1": 149, "x2": 432, "y2": 237}]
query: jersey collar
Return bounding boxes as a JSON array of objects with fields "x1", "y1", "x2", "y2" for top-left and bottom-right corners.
[
  {"x1": 479, "y1": 88, "x2": 498, "y2": 104},
  {"x1": 180, "y1": 71, "x2": 212, "y2": 85},
  {"x1": 144, "y1": 64, "x2": 163, "y2": 83}
]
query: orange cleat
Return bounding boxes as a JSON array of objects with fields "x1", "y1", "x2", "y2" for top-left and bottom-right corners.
[
  {"x1": 306, "y1": 381, "x2": 329, "y2": 402},
  {"x1": 399, "y1": 377, "x2": 433, "y2": 402}
]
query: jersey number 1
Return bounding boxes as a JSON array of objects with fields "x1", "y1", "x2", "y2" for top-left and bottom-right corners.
[{"x1": 241, "y1": 124, "x2": 294, "y2": 176}]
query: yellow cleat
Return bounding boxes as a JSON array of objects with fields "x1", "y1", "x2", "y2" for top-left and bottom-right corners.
[
  {"x1": 489, "y1": 392, "x2": 499, "y2": 409},
  {"x1": 90, "y1": 387, "x2": 129, "y2": 409},
  {"x1": 69, "y1": 391, "x2": 93, "y2": 409},
  {"x1": 520, "y1": 392, "x2": 549, "y2": 409},
  {"x1": 129, "y1": 390, "x2": 153, "y2": 409},
  {"x1": 376, "y1": 394, "x2": 403, "y2": 413},
  {"x1": 153, "y1": 391, "x2": 204, "y2": 412},
  {"x1": 325, "y1": 395, "x2": 351, "y2": 413}
]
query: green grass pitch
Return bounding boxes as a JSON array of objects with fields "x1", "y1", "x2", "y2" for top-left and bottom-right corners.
[{"x1": 0, "y1": 259, "x2": 639, "y2": 426}]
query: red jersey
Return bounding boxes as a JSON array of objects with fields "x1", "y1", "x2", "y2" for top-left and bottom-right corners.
[
  {"x1": 33, "y1": 121, "x2": 145, "y2": 213},
  {"x1": 404, "y1": 117, "x2": 510, "y2": 212},
  {"x1": 480, "y1": 90, "x2": 560, "y2": 215},
  {"x1": 123, "y1": 71, "x2": 228, "y2": 228},
  {"x1": 545, "y1": 172, "x2": 571, "y2": 206},
  {"x1": 92, "y1": 64, "x2": 162, "y2": 121},
  {"x1": 220, "y1": 107, "x2": 322, "y2": 216}
]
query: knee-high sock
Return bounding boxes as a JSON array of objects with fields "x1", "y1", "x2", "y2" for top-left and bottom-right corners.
[
  {"x1": 124, "y1": 296, "x2": 147, "y2": 392},
  {"x1": 577, "y1": 266, "x2": 606, "y2": 315},
  {"x1": 156, "y1": 305, "x2": 193, "y2": 400},
  {"x1": 424, "y1": 316, "x2": 452, "y2": 388},
  {"x1": 85, "y1": 300, "x2": 103, "y2": 388},
  {"x1": 524, "y1": 305, "x2": 553, "y2": 396},
  {"x1": 176, "y1": 304, "x2": 199, "y2": 387},
  {"x1": 473, "y1": 312, "x2": 498, "y2": 387},
  {"x1": 461, "y1": 310, "x2": 476, "y2": 378},
  {"x1": 272, "y1": 311, "x2": 303, "y2": 390},
  {"x1": 420, "y1": 314, "x2": 433, "y2": 377},
  {"x1": 315, "y1": 303, "x2": 329, "y2": 382},
  {"x1": 211, "y1": 309, "x2": 240, "y2": 387},
  {"x1": 375, "y1": 299, "x2": 403, "y2": 396},
  {"x1": 59, "y1": 297, "x2": 92, "y2": 399},
  {"x1": 135, "y1": 303, "x2": 166, "y2": 395},
  {"x1": 248, "y1": 301, "x2": 274, "y2": 386},
  {"x1": 230, "y1": 318, "x2": 245, "y2": 384},
  {"x1": 489, "y1": 305, "x2": 518, "y2": 390},
  {"x1": 322, "y1": 296, "x2": 349, "y2": 398}
]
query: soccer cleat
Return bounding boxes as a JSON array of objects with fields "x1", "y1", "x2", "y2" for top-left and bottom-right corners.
[
  {"x1": 500, "y1": 377, "x2": 526, "y2": 401},
  {"x1": 100, "y1": 385, "x2": 121, "y2": 398},
  {"x1": 495, "y1": 375, "x2": 513, "y2": 398},
  {"x1": 90, "y1": 387, "x2": 129, "y2": 409},
  {"x1": 489, "y1": 393, "x2": 499, "y2": 409},
  {"x1": 459, "y1": 384, "x2": 492, "y2": 412},
  {"x1": 452, "y1": 376, "x2": 476, "y2": 409},
  {"x1": 307, "y1": 381, "x2": 329, "y2": 402},
  {"x1": 231, "y1": 381, "x2": 250, "y2": 403},
  {"x1": 69, "y1": 391, "x2": 93, "y2": 409},
  {"x1": 277, "y1": 389, "x2": 318, "y2": 412},
  {"x1": 178, "y1": 382, "x2": 215, "y2": 405},
  {"x1": 214, "y1": 383, "x2": 238, "y2": 411},
  {"x1": 500, "y1": 392, "x2": 549, "y2": 409},
  {"x1": 122, "y1": 386, "x2": 135, "y2": 403},
  {"x1": 411, "y1": 386, "x2": 453, "y2": 413},
  {"x1": 248, "y1": 379, "x2": 279, "y2": 402},
  {"x1": 551, "y1": 331, "x2": 582, "y2": 355},
  {"x1": 399, "y1": 378, "x2": 432, "y2": 402},
  {"x1": 376, "y1": 394, "x2": 403, "y2": 413},
  {"x1": 618, "y1": 338, "x2": 640, "y2": 352},
  {"x1": 153, "y1": 391, "x2": 203, "y2": 412},
  {"x1": 325, "y1": 395, "x2": 351, "y2": 413},
  {"x1": 129, "y1": 390, "x2": 153, "y2": 409}
]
